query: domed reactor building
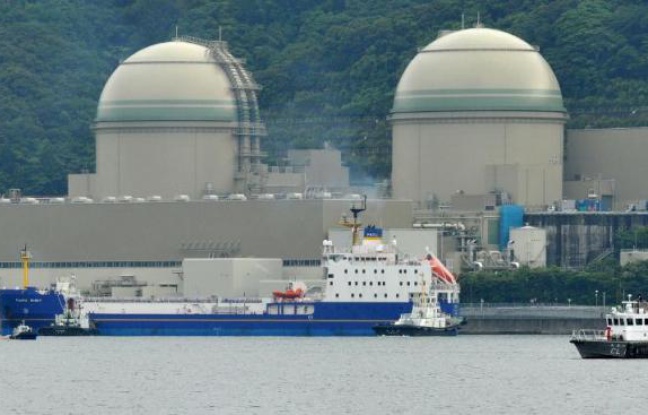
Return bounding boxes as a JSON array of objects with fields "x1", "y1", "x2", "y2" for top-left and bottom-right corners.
[
  {"x1": 69, "y1": 36, "x2": 265, "y2": 200},
  {"x1": 390, "y1": 27, "x2": 568, "y2": 209}
]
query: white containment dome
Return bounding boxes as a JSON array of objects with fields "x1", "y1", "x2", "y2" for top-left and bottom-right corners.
[
  {"x1": 69, "y1": 38, "x2": 266, "y2": 201},
  {"x1": 390, "y1": 27, "x2": 568, "y2": 209},
  {"x1": 96, "y1": 41, "x2": 237, "y2": 123}
]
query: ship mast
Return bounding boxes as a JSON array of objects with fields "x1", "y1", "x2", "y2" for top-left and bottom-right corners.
[
  {"x1": 20, "y1": 244, "x2": 31, "y2": 288},
  {"x1": 339, "y1": 195, "x2": 367, "y2": 246}
]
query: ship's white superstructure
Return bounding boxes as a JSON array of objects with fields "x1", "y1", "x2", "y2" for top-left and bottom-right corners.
[
  {"x1": 605, "y1": 297, "x2": 648, "y2": 342},
  {"x1": 322, "y1": 229, "x2": 459, "y2": 304}
]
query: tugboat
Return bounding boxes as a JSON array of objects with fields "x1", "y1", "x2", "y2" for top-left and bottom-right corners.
[
  {"x1": 9, "y1": 321, "x2": 38, "y2": 340},
  {"x1": 570, "y1": 295, "x2": 648, "y2": 358},
  {"x1": 373, "y1": 255, "x2": 464, "y2": 337},
  {"x1": 39, "y1": 297, "x2": 99, "y2": 336}
]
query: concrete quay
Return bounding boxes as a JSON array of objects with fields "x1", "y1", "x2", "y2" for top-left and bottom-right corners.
[{"x1": 460, "y1": 304, "x2": 606, "y2": 335}]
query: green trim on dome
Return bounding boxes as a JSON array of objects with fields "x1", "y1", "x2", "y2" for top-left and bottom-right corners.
[
  {"x1": 392, "y1": 88, "x2": 565, "y2": 113},
  {"x1": 96, "y1": 99, "x2": 237, "y2": 122}
]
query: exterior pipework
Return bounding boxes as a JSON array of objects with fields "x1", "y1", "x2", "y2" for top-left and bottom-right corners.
[{"x1": 176, "y1": 36, "x2": 267, "y2": 194}]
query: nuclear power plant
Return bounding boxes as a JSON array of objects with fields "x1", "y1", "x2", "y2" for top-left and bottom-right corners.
[{"x1": 0, "y1": 27, "x2": 647, "y2": 294}]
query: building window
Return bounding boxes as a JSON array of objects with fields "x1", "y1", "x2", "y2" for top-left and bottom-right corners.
[
  {"x1": 335, "y1": 293, "x2": 339, "y2": 298},
  {"x1": 329, "y1": 281, "x2": 333, "y2": 286}
]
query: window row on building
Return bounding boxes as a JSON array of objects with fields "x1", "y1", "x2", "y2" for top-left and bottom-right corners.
[
  {"x1": 0, "y1": 261, "x2": 182, "y2": 269},
  {"x1": 283, "y1": 259, "x2": 321, "y2": 267}
]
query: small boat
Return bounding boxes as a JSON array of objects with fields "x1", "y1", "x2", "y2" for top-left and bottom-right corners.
[
  {"x1": 272, "y1": 282, "x2": 305, "y2": 300},
  {"x1": 570, "y1": 296, "x2": 648, "y2": 358},
  {"x1": 39, "y1": 298, "x2": 99, "y2": 336},
  {"x1": 9, "y1": 322, "x2": 38, "y2": 340},
  {"x1": 373, "y1": 261, "x2": 465, "y2": 337}
]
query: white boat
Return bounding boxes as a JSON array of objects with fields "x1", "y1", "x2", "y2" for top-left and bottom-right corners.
[
  {"x1": 9, "y1": 321, "x2": 37, "y2": 340},
  {"x1": 571, "y1": 295, "x2": 648, "y2": 358},
  {"x1": 373, "y1": 255, "x2": 464, "y2": 336}
]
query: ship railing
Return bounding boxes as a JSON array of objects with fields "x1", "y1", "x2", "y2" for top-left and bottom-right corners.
[
  {"x1": 82, "y1": 296, "x2": 262, "y2": 304},
  {"x1": 570, "y1": 329, "x2": 606, "y2": 341}
]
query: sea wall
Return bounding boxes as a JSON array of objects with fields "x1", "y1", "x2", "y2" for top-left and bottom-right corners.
[
  {"x1": 460, "y1": 305, "x2": 605, "y2": 335},
  {"x1": 462, "y1": 317, "x2": 603, "y2": 335}
]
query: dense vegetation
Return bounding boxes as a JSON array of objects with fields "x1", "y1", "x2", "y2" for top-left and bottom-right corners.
[
  {"x1": 462, "y1": 226, "x2": 648, "y2": 305},
  {"x1": 1, "y1": 0, "x2": 648, "y2": 194},
  {"x1": 462, "y1": 259, "x2": 648, "y2": 306}
]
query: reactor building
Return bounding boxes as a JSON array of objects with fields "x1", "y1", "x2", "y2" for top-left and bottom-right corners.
[
  {"x1": 390, "y1": 27, "x2": 568, "y2": 209},
  {"x1": 69, "y1": 37, "x2": 264, "y2": 200},
  {"x1": 68, "y1": 37, "x2": 350, "y2": 201}
]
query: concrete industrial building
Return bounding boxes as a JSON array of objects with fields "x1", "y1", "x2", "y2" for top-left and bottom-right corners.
[
  {"x1": 0, "y1": 199, "x2": 414, "y2": 292},
  {"x1": 69, "y1": 38, "x2": 262, "y2": 200},
  {"x1": 564, "y1": 127, "x2": 648, "y2": 209},
  {"x1": 3, "y1": 25, "x2": 648, "y2": 297},
  {"x1": 390, "y1": 27, "x2": 568, "y2": 209},
  {"x1": 68, "y1": 37, "x2": 349, "y2": 201}
]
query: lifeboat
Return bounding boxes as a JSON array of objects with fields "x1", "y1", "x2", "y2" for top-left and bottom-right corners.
[{"x1": 272, "y1": 288, "x2": 304, "y2": 300}]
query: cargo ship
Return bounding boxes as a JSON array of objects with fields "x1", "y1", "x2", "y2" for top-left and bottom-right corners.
[{"x1": 0, "y1": 204, "x2": 461, "y2": 336}]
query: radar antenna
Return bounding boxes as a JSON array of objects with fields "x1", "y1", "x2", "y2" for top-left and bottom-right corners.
[{"x1": 339, "y1": 195, "x2": 367, "y2": 246}]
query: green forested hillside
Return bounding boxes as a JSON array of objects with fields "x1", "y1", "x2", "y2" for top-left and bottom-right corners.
[{"x1": 1, "y1": 0, "x2": 647, "y2": 194}]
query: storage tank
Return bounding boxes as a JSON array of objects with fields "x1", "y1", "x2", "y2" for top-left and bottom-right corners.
[
  {"x1": 499, "y1": 204, "x2": 524, "y2": 249},
  {"x1": 509, "y1": 226, "x2": 547, "y2": 268}
]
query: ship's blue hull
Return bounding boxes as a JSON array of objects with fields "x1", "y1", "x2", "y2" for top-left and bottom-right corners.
[
  {"x1": 0, "y1": 288, "x2": 64, "y2": 335},
  {"x1": 1, "y1": 288, "x2": 461, "y2": 336},
  {"x1": 90, "y1": 302, "x2": 416, "y2": 336}
]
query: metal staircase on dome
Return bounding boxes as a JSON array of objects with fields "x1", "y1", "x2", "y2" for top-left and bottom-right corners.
[{"x1": 176, "y1": 35, "x2": 267, "y2": 194}]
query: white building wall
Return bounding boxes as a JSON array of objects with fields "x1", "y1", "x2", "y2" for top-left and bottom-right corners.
[
  {"x1": 565, "y1": 128, "x2": 648, "y2": 208},
  {"x1": 510, "y1": 226, "x2": 547, "y2": 268},
  {"x1": 94, "y1": 124, "x2": 236, "y2": 200},
  {"x1": 182, "y1": 258, "x2": 283, "y2": 298},
  {"x1": 391, "y1": 114, "x2": 564, "y2": 208}
]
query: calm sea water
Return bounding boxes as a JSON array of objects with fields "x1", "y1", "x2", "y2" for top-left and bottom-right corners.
[{"x1": 0, "y1": 335, "x2": 644, "y2": 414}]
